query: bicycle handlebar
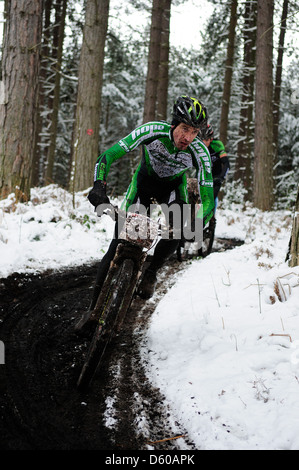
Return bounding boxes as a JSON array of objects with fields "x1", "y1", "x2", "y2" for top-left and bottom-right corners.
[{"x1": 95, "y1": 203, "x2": 175, "y2": 239}]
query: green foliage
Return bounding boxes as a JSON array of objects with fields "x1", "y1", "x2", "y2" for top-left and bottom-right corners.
[{"x1": 70, "y1": 213, "x2": 96, "y2": 229}]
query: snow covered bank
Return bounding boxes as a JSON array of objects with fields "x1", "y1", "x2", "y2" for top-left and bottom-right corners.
[
  {"x1": 0, "y1": 185, "x2": 115, "y2": 277},
  {"x1": 143, "y1": 203, "x2": 299, "y2": 450}
]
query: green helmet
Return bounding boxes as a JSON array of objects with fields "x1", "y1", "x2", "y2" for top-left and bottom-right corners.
[{"x1": 172, "y1": 96, "x2": 208, "y2": 129}]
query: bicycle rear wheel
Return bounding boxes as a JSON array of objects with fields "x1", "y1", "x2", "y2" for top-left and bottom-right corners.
[{"x1": 77, "y1": 258, "x2": 134, "y2": 390}]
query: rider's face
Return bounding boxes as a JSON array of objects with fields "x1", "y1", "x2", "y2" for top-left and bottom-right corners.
[
  {"x1": 203, "y1": 137, "x2": 213, "y2": 147},
  {"x1": 172, "y1": 123, "x2": 199, "y2": 150}
]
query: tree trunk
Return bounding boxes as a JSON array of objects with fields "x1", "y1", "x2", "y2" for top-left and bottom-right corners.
[
  {"x1": 143, "y1": 0, "x2": 164, "y2": 123},
  {"x1": 219, "y1": 0, "x2": 238, "y2": 147},
  {"x1": 0, "y1": 0, "x2": 43, "y2": 202},
  {"x1": 44, "y1": 0, "x2": 67, "y2": 185},
  {"x1": 234, "y1": 0, "x2": 257, "y2": 200},
  {"x1": 273, "y1": 0, "x2": 288, "y2": 167},
  {"x1": 70, "y1": 0, "x2": 110, "y2": 193},
  {"x1": 253, "y1": 0, "x2": 274, "y2": 211},
  {"x1": 31, "y1": 0, "x2": 53, "y2": 187},
  {"x1": 156, "y1": 0, "x2": 171, "y2": 121},
  {"x1": 286, "y1": 185, "x2": 299, "y2": 267}
]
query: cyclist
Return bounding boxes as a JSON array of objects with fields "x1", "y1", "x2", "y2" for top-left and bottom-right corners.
[{"x1": 76, "y1": 96, "x2": 214, "y2": 331}]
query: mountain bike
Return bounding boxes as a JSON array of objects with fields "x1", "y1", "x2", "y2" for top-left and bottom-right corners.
[
  {"x1": 176, "y1": 178, "x2": 216, "y2": 261},
  {"x1": 76, "y1": 206, "x2": 161, "y2": 390}
]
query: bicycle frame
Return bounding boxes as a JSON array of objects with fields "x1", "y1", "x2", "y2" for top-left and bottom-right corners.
[{"x1": 90, "y1": 208, "x2": 163, "y2": 326}]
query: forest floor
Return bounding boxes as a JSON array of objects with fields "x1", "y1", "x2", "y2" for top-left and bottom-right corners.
[{"x1": 0, "y1": 237, "x2": 241, "y2": 451}]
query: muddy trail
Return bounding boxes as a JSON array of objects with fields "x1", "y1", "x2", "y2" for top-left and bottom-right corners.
[{"x1": 0, "y1": 237, "x2": 242, "y2": 451}]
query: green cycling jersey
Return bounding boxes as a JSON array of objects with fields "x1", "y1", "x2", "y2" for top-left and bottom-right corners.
[{"x1": 93, "y1": 121, "x2": 214, "y2": 225}]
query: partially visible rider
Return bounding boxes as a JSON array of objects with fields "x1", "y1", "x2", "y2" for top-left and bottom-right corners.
[{"x1": 75, "y1": 96, "x2": 215, "y2": 332}]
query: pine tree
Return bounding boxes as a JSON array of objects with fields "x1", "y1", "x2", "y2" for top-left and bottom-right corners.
[
  {"x1": 219, "y1": 0, "x2": 238, "y2": 147},
  {"x1": 234, "y1": 0, "x2": 257, "y2": 199},
  {"x1": 143, "y1": 0, "x2": 171, "y2": 123},
  {"x1": 70, "y1": 0, "x2": 110, "y2": 193},
  {"x1": 253, "y1": 0, "x2": 274, "y2": 210},
  {"x1": 0, "y1": 0, "x2": 43, "y2": 201}
]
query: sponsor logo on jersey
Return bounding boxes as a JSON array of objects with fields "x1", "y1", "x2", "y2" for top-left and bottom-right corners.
[{"x1": 131, "y1": 124, "x2": 165, "y2": 141}]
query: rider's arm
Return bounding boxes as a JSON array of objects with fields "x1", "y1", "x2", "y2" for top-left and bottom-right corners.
[
  {"x1": 94, "y1": 142, "x2": 127, "y2": 182},
  {"x1": 88, "y1": 122, "x2": 170, "y2": 208},
  {"x1": 94, "y1": 122, "x2": 170, "y2": 182}
]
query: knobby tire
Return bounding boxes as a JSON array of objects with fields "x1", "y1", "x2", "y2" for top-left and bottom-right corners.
[{"x1": 77, "y1": 258, "x2": 134, "y2": 390}]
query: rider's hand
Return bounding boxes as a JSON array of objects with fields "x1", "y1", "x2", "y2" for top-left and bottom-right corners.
[{"x1": 87, "y1": 180, "x2": 110, "y2": 207}]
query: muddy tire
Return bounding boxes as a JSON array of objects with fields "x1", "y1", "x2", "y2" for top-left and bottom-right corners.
[{"x1": 77, "y1": 259, "x2": 134, "y2": 390}]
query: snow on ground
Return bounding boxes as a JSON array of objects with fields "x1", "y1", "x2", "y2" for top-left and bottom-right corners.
[
  {"x1": 1, "y1": 184, "x2": 299, "y2": 450},
  {"x1": 143, "y1": 202, "x2": 299, "y2": 450},
  {"x1": 0, "y1": 185, "x2": 115, "y2": 277}
]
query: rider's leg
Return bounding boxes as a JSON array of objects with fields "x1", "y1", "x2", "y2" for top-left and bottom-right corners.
[
  {"x1": 137, "y1": 239, "x2": 181, "y2": 299},
  {"x1": 75, "y1": 222, "x2": 121, "y2": 332},
  {"x1": 138, "y1": 197, "x2": 187, "y2": 299}
]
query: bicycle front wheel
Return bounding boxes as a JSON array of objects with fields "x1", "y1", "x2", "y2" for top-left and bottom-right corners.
[{"x1": 77, "y1": 258, "x2": 134, "y2": 390}]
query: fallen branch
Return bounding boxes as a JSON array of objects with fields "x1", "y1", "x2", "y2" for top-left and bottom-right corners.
[
  {"x1": 147, "y1": 434, "x2": 186, "y2": 445},
  {"x1": 269, "y1": 333, "x2": 293, "y2": 342}
]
